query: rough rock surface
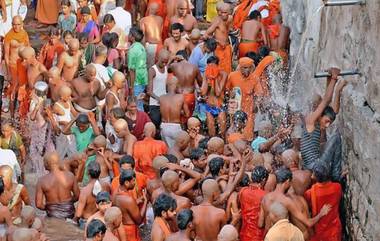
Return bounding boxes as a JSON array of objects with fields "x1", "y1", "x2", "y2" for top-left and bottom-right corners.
[{"x1": 281, "y1": 0, "x2": 380, "y2": 240}]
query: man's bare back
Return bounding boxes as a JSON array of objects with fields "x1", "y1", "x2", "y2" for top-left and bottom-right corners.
[
  {"x1": 140, "y1": 15, "x2": 163, "y2": 44},
  {"x1": 160, "y1": 93, "x2": 186, "y2": 123},
  {"x1": 58, "y1": 51, "x2": 81, "y2": 81},
  {"x1": 191, "y1": 204, "x2": 226, "y2": 241},
  {"x1": 27, "y1": 62, "x2": 47, "y2": 89},
  {"x1": 170, "y1": 61, "x2": 201, "y2": 93},
  {"x1": 241, "y1": 19, "x2": 264, "y2": 42},
  {"x1": 71, "y1": 76, "x2": 100, "y2": 110}
]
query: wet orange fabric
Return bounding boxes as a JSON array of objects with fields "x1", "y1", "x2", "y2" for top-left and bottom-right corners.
[
  {"x1": 268, "y1": 24, "x2": 281, "y2": 39},
  {"x1": 233, "y1": 0, "x2": 256, "y2": 30},
  {"x1": 111, "y1": 171, "x2": 148, "y2": 199},
  {"x1": 16, "y1": 59, "x2": 30, "y2": 119},
  {"x1": 253, "y1": 55, "x2": 275, "y2": 96},
  {"x1": 155, "y1": 217, "x2": 171, "y2": 238},
  {"x1": 133, "y1": 137, "x2": 168, "y2": 179},
  {"x1": 4, "y1": 29, "x2": 29, "y2": 46},
  {"x1": 124, "y1": 224, "x2": 141, "y2": 241},
  {"x1": 38, "y1": 42, "x2": 65, "y2": 70},
  {"x1": 181, "y1": 93, "x2": 196, "y2": 123},
  {"x1": 239, "y1": 41, "x2": 260, "y2": 58},
  {"x1": 227, "y1": 132, "x2": 245, "y2": 144},
  {"x1": 226, "y1": 70, "x2": 263, "y2": 141},
  {"x1": 215, "y1": 44, "x2": 232, "y2": 74},
  {"x1": 36, "y1": 0, "x2": 60, "y2": 24},
  {"x1": 305, "y1": 182, "x2": 342, "y2": 241}
]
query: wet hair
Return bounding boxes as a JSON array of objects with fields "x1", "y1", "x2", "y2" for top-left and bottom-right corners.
[
  {"x1": 322, "y1": 106, "x2": 336, "y2": 122},
  {"x1": 171, "y1": 23, "x2": 184, "y2": 33},
  {"x1": 111, "y1": 107, "x2": 126, "y2": 119},
  {"x1": 233, "y1": 110, "x2": 248, "y2": 123},
  {"x1": 103, "y1": 14, "x2": 115, "y2": 24},
  {"x1": 207, "y1": 56, "x2": 219, "y2": 65},
  {"x1": 102, "y1": 32, "x2": 119, "y2": 48},
  {"x1": 275, "y1": 166, "x2": 293, "y2": 183},
  {"x1": 209, "y1": 157, "x2": 224, "y2": 177},
  {"x1": 96, "y1": 191, "x2": 111, "y2": 204},
  {"x1": 205, "y1": 38, "x2": 217, "y2": 52},
  {"x1": 0, "y1": 177, "x2": 4, "y2": 195},
  {"x1": 313, "y1": 161, "x2": 330, "y2": 182},
  {"x1": 86, "y1": 219, "x2": 106, "y2": 238},
  {"x1": 246, "y1": 51, "x2": 261, "y2": 66},
  {"x1": 61, "y1": 0, "x2": 71, "y2": 7},
  {"x1": 176, "y1": 50, "x2": 188, "y2": 60},
  {"x1": 240, "y1": 173, "x2": 250, "y2": 187},
  {"x1": 177, "y1": 209, "x2": 193, "y2": 230},
  {"x1": 249, "y1": 10, "x2": 261, "y2": 20},
  {"x1": 129, "y1": 27, "x2": 144, "y2": 42},
  {"x1": 251, "y1": 165, "x2": 269, "y2": 183},
  {"x1": 258, "y1": 46, "x2": 270, "y2": 58},
  {"x1": 62, "y1": 30, "x2": 74, "y2": 39},
  {"x1": 198, "y1": 137, "x2": 210, "y2": 150},
  {"x1": 153, "y1": 193, "x2": 177, "y2": 217},
  {"x1": 119, "y1": 155, "x2": 135, "y2": 168},
  {"x1": 164, "y1": 154, "x2": 178, "y2": 164},
  {"x1": 78, "y1": 32, "x2": 89, "y2": 42},
  {"x1": 76, "y1": 113, "x2": 89, "y2": 124},
  {"x1": 190, "y1": 148, "x2": 205, "y2": 161},
  {"x1": 88, "y1": 161, "x2": 101, "y2": 179},
  {"x1": 48, "y1": 27, "x2": 60, "y2": 37},
  {"x1": 119, "y1": 169, "x2": 136, "y2": 185}
]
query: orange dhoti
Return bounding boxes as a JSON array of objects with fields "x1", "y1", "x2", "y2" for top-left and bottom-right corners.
[
  {"x1": 181, "y1": 93, "x2": 196, "y2": 123},
  {"x1": 239, "y1": 41, "x2": 261, "y2": 58},
  {"x1": 124, "y1": 224, "x2": 141, "y2": 241},
  {"x1": 215, "y1": 44, "x2": 232, "y2": 74}
]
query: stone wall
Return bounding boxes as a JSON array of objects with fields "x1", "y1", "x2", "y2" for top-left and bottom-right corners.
[{"x1": 281, "y1": 0, "x2": 380, "y2": 240}]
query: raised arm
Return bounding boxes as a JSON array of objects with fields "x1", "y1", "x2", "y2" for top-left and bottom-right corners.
[{"x1": 332, "y1": 79, "x2": 347, "y2": 114}]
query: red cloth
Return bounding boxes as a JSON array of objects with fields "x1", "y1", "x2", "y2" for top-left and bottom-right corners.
[
  {"x1": 267, "y1": 24, "x2": 281, "y2": 40},
  {"x1": 239, "y1": 185, "x2": 266, "y2": 241},
  {"x1": 126, "y1": 111, "x2": 152, "y2": 140},
  {"x1": 39, "y1": 42, "x2": 65, "y2": 69},
  {"x1": 305, "y1": 182, "x2": 342, "y2": 241},
  {"x1": 181, "y1": 93, "x2": 196, "y2": 123},
  {"x1": 133, "y1": 137, "x2": 168, "y2": 179}
]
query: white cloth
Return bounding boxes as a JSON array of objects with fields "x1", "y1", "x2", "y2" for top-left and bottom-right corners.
[
  {"x1": 93, "y1": 63, "x2": 111, "y2": 90},
  {"x1": 160, "y1": 123, "x2": 182, "y2": 148},
  {"x1": 0, "y1": 148, "x2": 21, "y2": 183},
  {"x1": 109, "y1": 7, "x2": 132, "y2": 35},
  {"x1": 105, "y1": 122, "x2": 122, "y2": 153},
  {"x1": 149, "y1": 65, "x2": 168, "y2": 106}
]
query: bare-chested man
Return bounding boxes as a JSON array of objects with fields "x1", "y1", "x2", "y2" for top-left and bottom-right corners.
[
  {"x1": 0, "y1": 176, "x2": 13, "y2": 237},
  {"x1": 48, "y1": 67, "x2": 71, "y2": 102},
  {"x1": 22, "y1": 47, "x2": 48, "y2": 90},
  {"x1": 113, "y1": 169, "x2": 148, "y2": 241},
  {"x1": 204, "y1": 2, "x2": 233, "y2": 73},
  {"x1": 159, "y1": 76, "x2": 190, "y2": 148},
  {"x1": 140, "y1": 3, "x2": 163, "y2": 68},
  {"x1": 268, "y1": 14, "x2": 290, "y2": 61},
  {"x1": 169, "y1": 51, "x2": 203, "y2": 121},
  {"x1": 35, "y1": 152, "x2": 80, "y2": 219},
  {"x1": 170, "y1": 0, "x2": 197, "y2": 37},
  {"x1": 112, "y1": 119, "x2": 137, "y2": 155},
  {"x1": 168, "y1": 130, "x2": 190, "y2": 160},
  {"x1": 259, "y1": 167, "x2": 330, "y2": 233},
  {"x1": 187, "y1": 117, "x2": 204, "y2": 149},
  {"x1": 151, "y1": 193, "x2": 177, "y2": 241},
  {"x1": 239, "y1": 10, "x2": 269, "y2": 58},
  {"x1": 57, "y1": 39, "x2": 82, "y2": 82},
  {"x1": 166, "y1": 209, "x2": 194, "y2": 241},
  {"x1": 88, "y1": 135, "x2": 114, "y2": 183},
  {"x1": 71, "y1": 64, "x2": 108, "y2": 113},
  {"x1": 0, "y1": 165, "x2": 30, "y2": 224},
  {"x1": 105, "y1": 71, "x2": 126, "y2": 119},
  {"x1": 75, "y1": 161, "x2": 111, "y2": 229},
  {"x1": 164, "y1": 23, "x2": 189, "y2": 58},
  {"x1": 103, "y1": 206, "x2": 123, "y2": 241},
  {"x1": 146, "y1": 156, "x2": 169, "y2": 200}
]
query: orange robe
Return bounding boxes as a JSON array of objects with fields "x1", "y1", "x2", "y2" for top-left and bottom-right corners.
[
  {"x1": 215, "y1": 44, "x2": 232, "y2": 74},
  {"x1": 38, "y1": 42, "x2": 65, "y2": 70},
  {"x1": 227, "y1": 71, "x2": 263, "y2": 141},
  {"x1": 133, "y1": 137, "x2": 168, "y2": 179},
  {"x1": 116, "y1": 190, "x2": 142, "y2": 241},
  {"x1": 16, "y1": 60, "x2": 30, "y2": 119},
  {"x1": 154, "y1": 217, "x2": 172, "y2": 239},
  {"x1": 182, "y1": 93, "x2": 196, "y2": 123},
  {"x1": 227, "y1": 132, "x2": 245, "y2": 144},
  {"x1": 253, "y1": 55, "x2": 275, "y2": 97},
  {"x1": 305, "y1": 182, "x2": 342, "y2": 241},
  {"x1": 239, "y1": 41, "x2": 261, "y2": 58},
  {"x1": 36, "y1": 0, "x2": 60, "y2": 24},
  {"x1": 233, "y1": 0, "x2": 256, "y2": 30}
]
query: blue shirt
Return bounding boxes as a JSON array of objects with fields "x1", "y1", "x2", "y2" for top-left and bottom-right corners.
[{"x1": 189, "y1": 44, "x2": 213, "y2": 75}]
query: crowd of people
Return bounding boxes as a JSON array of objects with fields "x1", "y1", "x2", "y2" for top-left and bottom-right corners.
[{"x1": 0, "y1": 0, "x2": 348, "y2": 240}]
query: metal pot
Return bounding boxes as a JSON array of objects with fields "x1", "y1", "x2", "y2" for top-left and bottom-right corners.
[{"x1": 34, "y1": 81, "x2": 48, "y2": 97}]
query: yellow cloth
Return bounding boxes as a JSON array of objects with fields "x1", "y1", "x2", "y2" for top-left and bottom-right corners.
[
  {"x1": 206, "y1": 0, "x2": 218, "y2": 22},
  {"x1": 264, "y1": 219, "x2": 304, "y2": 241}
]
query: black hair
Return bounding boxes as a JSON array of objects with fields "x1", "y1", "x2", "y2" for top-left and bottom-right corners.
[
  {"x1": 177, "y1": 209, "x2": 193, "y2": 230},
  {"x1": 275, "y1": 166, "x2": 293, "y2": 183},
  {"x1": 78, "y1": 32, "x2": 89, "y2": 42},
  {"x1": 322, "y1": 106, "x2": 336, "y2": 122},
  {"x1": 153, "y1": 193, "x2": 177, "y2": 217},
  {"x1": 176, "y1": 50, "x2": 188, "y2": 60},
  {"x1": 96, "y1": 191, "x2": 111, "y2": 204},
  {"x1": 258, "y1": 46, "x2": 270, "y2": 58},
  {"x1": 86, "y1": 219, "x2": 106, "y2": 238},
  {"x1": 246, "y1": 51, "x2": 261, "y2": 66},
  {"x1": 164, "y1": 154, "x2": 178, "y2": 164},
  {"x1": 102, "y1": 32, "x2": 119, "y2": 49},
  {"x1": 198, "y1": 137, "x2": 210, "y2": 150},
  {"x1": 233, "y1": 110, "x2": 248, "y2": 123},
  {"x1": 48, "y1": 27, "x2": 60, "y2": 37},
  {"x1": 249, "y1": 10, "x2": 261, "y2": 20},
  {"x1": 62, "y1": 30, "x2": 74, "y2": 39},
  {"x1": 313, "y1": 161, "x2": 330, "y2": 183},
  {"x1": 205, "y1": 38, "x2": 217, "y2": 52},
  {"x1": 116, "y1": 0, "x2": 126, "y2": 7},
  {"x1": 189, "y1": 148, "x2": 205, "y2": 161},
  {"x1": 240, "y1": 173, "x2": 250, "y2": 187},
  {"x1": 159, "y1": 167, "x2": 169, "y2": 177},
  {"x1": 251, "y1": 165, "x2": 269, "y2": 183},
  {"x1": 171, "y1": 23, "x2": 184, "y2": 33},
  {"x1": 119, "y1": 169, "x2": 136, "y2": 185},
  {"x1": 0, "y1": 177, "x2": 4, "y2": 195},
  {"x1": 61, "y1": 0, "x2": 71, "y2": 6},
  {"x1": 129, "y1": 27, "x2": 144, "y2": 42},
  {"x1": 207, "y1": 56, "x2": 219, "y2": 65},
  {"x1": 76, "y1": 113, "x2": 89, "y2": 124},
  {"x1": 103, "y1": 14, "x2": 115, "y2": 24},
  {"x1": 88, "y1": 161, "x2": 101, "y2": 179},
  {"x1": 119, "y1": 155, "x2": 135, "y2": 168},
  {"x1": 209, "y1": 157, "x2": 224, "y2": 177},
  {"x1": 80, "y1": 6, "x2": 91, "y2": 15}
]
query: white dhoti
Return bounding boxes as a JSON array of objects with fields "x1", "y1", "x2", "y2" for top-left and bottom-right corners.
[
  {"x1": 145, "y1": 42, "x2": 159, "y2": 68},
  {"x1": 160, "y1": 122, "x2": 182, "y2": 148}
]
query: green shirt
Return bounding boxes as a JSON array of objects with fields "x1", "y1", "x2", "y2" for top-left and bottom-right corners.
[
  {"x1": 71, "y1": 126, "x2": 96, "y2": 152},
  {"x1": 128, "y1": 42, "x2": 148, "y2": 86}
]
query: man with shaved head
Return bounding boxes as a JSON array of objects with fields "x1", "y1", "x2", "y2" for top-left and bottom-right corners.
[
  {"x1": 160, "y1": 75, "x2": 190, "y2": 147},
  {"x1": 35, "y1": 152, "x2": 79, "y2": 219},
  {"x1": 168, "y1": 130, "x2": 190, "y2": 160},
  {"x1": 133, "y1": 122, "x2": 167, "y2": 179},
  {"x1": 140, "y1": 3, "x2": 164, "y2": 68},
  {"x1": 186, "y1": 28, "x2": 201, "y2": 54},
  {"x1": 187, "y1": 117, "x2": 204, "y2": 148},
  {"x1": 21, "y1": 47, "x2": 48, "y2": 90},
  {"x1": 147, "y1": 49, "x2": 170, "y2": 131},
  {"x1": 146, "y1": 155, "x2": 169, "y2": 199},
  {"x1": 113, "y1": 118, "x2": 137, "y2": 156},
  {"x1": 218, "y1": 225, "x2": 239, "y2": 241},
  {"x1": 170, "y1": 0, "x2": 198, "y2": 36},
  {"x1": 48, "y1": 66, "x2": 71, "y2": 102},
  {"x1": 105, "y1": 71, "x2": 126, "y2": 119},
  {"x1": 10, "y1": 228, "x2": 39, "y2": 241},
  {"x1": 207, "y1": 137, "x2": 225, "y2": 155},
  {"x1": 104, "y1": 206, "x2": 123, "y2": 241},
  {"x1": 57, "y1": 38, "x2": 82, "y2": 81}
]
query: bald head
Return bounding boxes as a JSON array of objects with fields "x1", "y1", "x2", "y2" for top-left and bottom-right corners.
[
  {"x1": 144, "y1": 122, "x2": 156, "y2": 138},
  {"x1": 152, "y1": 156, "x2": 169, "y2": 171},
  {"x1": 43, "y1": 151, "x2": 60, "y2": 170},
  {"x1": 281, "y1": 149, "x2": 299, "y2": 168},
  {"x1": 207, "y1": 137, "x2": 224, "y2": 154},
  {"x1": 217, "y1": 2, "x2": 230, "y2": 11},
  {"x1": 201, "y1": 179, "x2": 220, "y2": 198},
  {"x1": 187, "y1": 117, "x2": 200, "y2": 129},
  {"x1": 21, "y1": 47, "x2": 36, "y2": 59},
  {"x1": 68, "y1": 38, "x2": 79, "y2": 50},
  {"x1": 0, "y1": 165, "x2": 14, "y2": 181},
  {"x1": 59, "y1": 85, "x2": 72, "y2": 97},
  {"x1": 49, "y1": 66, "x2": 61, "y2": 78},
  {"x1": 148, "y1": 2, "x2": 159, "y2": 15},
  {"x1": 93, "y1": 135, "x2": 107, "y2": 148},
  {"x1": 158, "y1": 49, "x2": 170, "y2": 60},
  {"x1": 12, "y1": 16, "x2": 23, "y2": 32},
  {"x1": 114, "y1": 118, "x2": 128, "y2": 130},
  {"x1": 190, "y1": 28, "x2": 201, "y2": 39},
  {"x1": 12, "y1": 228, "x2": 39, "y2": 241},
  {"x1": 104, "y1": 206, "x2": 122, "y2": 226},
  {"x1": 269, "y1": 202, "x2": 288, "y2": 222},
  {"x1": 177, "y1": 0, "x2": 187, "y2": 8},
  {"x1": 217, "y1": 225, "x2": 238, "y2": 241},
  {"x1": 161, "y1": 170, "x2": 179, "y2": 190},
  {"x1": 175, "y1": 131, "x2": 190, "y2": 149},
  {"x1": 112, "y1": 71, "x2": 126, "y2": 84},
  {"x1": 13, "y1": 15, "x2": 23, "y2": 23}
]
